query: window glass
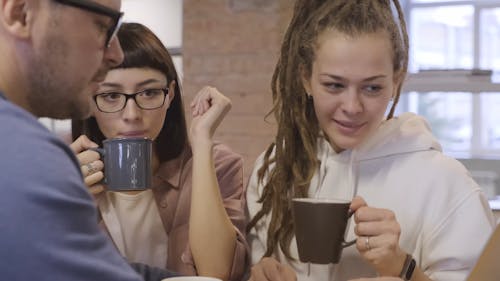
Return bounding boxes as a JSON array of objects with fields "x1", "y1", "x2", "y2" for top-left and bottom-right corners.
[
  {"x1": 405, "y1": 2, "x2": 500, "y2": 158},
  {"x1": 480, "y1": 8, "x2": 500, "y2": 81},
  {"x1": 481, "y1": 93, "x2": 500, "y2": 150},
  {"x1": 410, "y1": 5, "x2": 473, "y2": 71},
  {"x1": 478, "y1": 8, "x2": 500, "y2": 152},
  {"x1": 404, "y1": 92, "x2": 472, "y2": 152}
]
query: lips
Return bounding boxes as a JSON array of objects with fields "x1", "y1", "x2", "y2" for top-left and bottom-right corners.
[
  {"x1": 119, "y1": 130, "x2": 147, "y2": 137},
  {"x1": 334, "y1": 119, "x2": 365, "y2": 134}
]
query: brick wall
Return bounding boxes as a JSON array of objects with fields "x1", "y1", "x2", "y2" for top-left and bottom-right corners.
[{"x1": 183, "y1": 0, "x2": 293, "y2": 182}]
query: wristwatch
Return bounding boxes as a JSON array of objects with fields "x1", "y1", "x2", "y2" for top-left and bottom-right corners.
[{"x1": 399, "y1": 254, "x2": 416, "y2": 281}]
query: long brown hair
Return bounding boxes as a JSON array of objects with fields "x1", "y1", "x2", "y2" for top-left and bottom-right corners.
[
  {"x1": 247, "y1": 0, "x2": 409, "y2": 260},
  {"x1": 72, "y1": 22, "x2": 189, "y2": 162}
]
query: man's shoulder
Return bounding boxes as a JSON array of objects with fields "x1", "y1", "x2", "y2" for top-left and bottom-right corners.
[
  {"x1": 0, "y1": 97, "x2": 36, "y2": 121},
  {"x1": 0, "y1": 99, "x2": 81, "y2": 194},
  {"x1": 0, "y1": 99, "x2": 72, "y2": 156},
  {"x1": 1, "y1": 98, "x2": 51, "y2": 142}
]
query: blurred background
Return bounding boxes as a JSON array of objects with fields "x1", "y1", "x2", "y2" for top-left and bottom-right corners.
[{"x1": 40, "y1": 0, "x2": 500, "y2": 210}]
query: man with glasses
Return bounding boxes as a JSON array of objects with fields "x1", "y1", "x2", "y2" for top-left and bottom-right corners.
[
  {"x1": 0, "y1": 0, "x2": 166, "y2": 280},
  {"x1": 54, "y1": 0, "x2": 124, "y2": 48}
]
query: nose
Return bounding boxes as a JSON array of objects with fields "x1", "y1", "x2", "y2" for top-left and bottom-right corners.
[
  {"x1": 342, "y1": 88, "x2": 363, "y2": 115},
  {"x1": 103, "y1": 37, "x2": 124, "y2": 68},
  {"x1": 122, "y1": 98, "x2": 142, "y2": 121}
]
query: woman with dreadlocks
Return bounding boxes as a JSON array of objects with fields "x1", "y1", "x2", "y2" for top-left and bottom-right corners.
[{"x1": 246, "y1": 1, "x2": 495, "y2": 280}]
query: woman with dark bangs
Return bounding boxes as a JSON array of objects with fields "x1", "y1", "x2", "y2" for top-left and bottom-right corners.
[{"x1": 71, "y1": 22, "x2": 248, "y2": 281}]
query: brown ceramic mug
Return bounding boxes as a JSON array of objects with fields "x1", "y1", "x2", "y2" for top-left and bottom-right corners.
[{"x1": 292, "y1": 198, "x2": 356, "y2": 264}]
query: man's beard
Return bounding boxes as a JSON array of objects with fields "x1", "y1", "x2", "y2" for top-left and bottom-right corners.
[{"x1": 25, "y1": 27, "x2": 92, "y2": 120}]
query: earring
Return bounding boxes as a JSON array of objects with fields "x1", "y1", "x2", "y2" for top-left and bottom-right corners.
[{"x1": 306, "y1": 93, "x2": 313, "y2": 100}]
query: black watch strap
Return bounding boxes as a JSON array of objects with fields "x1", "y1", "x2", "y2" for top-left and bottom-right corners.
[{"x1": 399, "y1": 254, "x2": 416, "y2": 281}]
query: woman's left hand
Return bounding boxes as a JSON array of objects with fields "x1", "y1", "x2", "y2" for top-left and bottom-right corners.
[
  {"x1": 189, "y1": 86, "x2": 231, "y2": 143},
  {"x1": 351, "y1": 197, "x2": 407, "y2": 277}
]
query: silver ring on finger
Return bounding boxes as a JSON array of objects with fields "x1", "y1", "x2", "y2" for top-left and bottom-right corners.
[
  {"x1": 365, "y1": 237, "x2": 371, "y2": 251},
  {"x1": 85, "y1": 162, "x2": 97, "y2": 175}
]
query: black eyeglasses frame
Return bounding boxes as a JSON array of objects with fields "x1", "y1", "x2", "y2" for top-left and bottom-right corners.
[
  {"x1": 53, "y1": 0, "x2": 124, "y2": 48},
  {"x1": 93, "y1": 88, "x2": 170, "y2": 113}
]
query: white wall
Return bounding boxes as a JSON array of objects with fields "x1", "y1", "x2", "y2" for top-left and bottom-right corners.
[
  {"x1": 122, "y1": 0, "x2": 183, "y2": 48},
  {"x1": 121, "y1": 0, "x2": 183, "y2": 77}
]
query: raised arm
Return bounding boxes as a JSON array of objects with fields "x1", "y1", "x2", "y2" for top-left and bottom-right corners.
[{"x1": 189, "y1": 86, "x2": 238, "y2": 280}]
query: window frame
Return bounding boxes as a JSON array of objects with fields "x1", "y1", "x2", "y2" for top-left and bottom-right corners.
[{"x1": 402, "y1": 0, "x2": 500, "y2": 159}]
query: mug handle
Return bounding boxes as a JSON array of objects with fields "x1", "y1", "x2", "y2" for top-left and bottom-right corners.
[
  {"x1": 342, "y1": 209, "x2": 357, "y2": 248},
  {"x1": 89, "y1": 147, "x2": 105, "y2": 156},
  {"x1": 88, "y1": 147, "x2": 106, "y2": 184},
  {"x1": 342, "y1": 238, "x2": 357, "y2": 248}
]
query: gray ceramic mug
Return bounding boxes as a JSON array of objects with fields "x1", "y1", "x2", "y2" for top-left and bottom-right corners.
[{"x1": 91, "y1": 137, "x2": 153, "y2": 191}]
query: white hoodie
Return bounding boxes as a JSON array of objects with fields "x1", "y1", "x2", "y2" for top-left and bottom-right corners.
[{"x1": 247, "y1": 112, "x2": 496, "y2": 281}]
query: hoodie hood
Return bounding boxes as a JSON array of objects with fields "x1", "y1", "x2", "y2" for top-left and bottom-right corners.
[
  {"x1": 311, "y1": 112, "x2": 442, "y2": 199},
  {"x1": 355, "y1": 112, "x2": 442, "y2": 161}
]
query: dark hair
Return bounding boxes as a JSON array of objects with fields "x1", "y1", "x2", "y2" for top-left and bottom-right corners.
[
  {"x1": 72, "y1": 22, "x2": 188, "y2": 162},
  {"x1": 247, "y1": 0, "x2": 409, "y2": 259}
]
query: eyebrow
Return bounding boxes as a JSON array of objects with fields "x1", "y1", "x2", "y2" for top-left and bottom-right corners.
[
  {"x1": 100, "y1": 79, "x2": 165, "y2": 89},
  {"x1": 320, "y1": 74, "x2": 387, "y2": 82}
]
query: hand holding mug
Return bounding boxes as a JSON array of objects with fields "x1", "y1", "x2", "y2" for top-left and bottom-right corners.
[
  {"x1": 249, "y1": 257, "x2": 297, "y2": 281},
  {"x1": 189, "y1": 86, "x2": 232, "y2": 143},
  {"x1": 352, "y1": 196, "x2": 407, "y2": 276},
  {"x1": 70, "y1": 135, "x2": 105, "y2": 197}
]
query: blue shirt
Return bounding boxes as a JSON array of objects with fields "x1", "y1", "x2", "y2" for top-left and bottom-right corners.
[{"x1": 0, "y1": 91, "x2": 142, "y2": 280}]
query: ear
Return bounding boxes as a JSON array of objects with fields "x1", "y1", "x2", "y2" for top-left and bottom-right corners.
[
  {"x1": 0, "y1": 0, "x2": 31, "y2": 39},
  {"x1": 167, "y1": 80, "x2": 176, "y2": 103},
  {"x1": 300, "y1": 65, "x2": 312, "y2": 97}
]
